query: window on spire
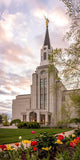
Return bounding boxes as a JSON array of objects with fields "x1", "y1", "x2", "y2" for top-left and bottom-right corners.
[{"x1": 44, "y1": 52, "x2": 46, "y2": 60}]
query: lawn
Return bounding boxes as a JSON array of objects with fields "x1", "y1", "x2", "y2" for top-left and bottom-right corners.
[{"x1": 0, "y1": 128, "x2": 72, "y2": 144}]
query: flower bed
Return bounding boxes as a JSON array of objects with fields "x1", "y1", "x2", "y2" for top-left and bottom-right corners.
[{"x1": 0, "y1": 129, "x2": 80, "y2": 160}]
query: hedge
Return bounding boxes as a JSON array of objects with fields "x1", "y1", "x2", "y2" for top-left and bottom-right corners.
[
  {"x1": 17, "y1": 122, "x2": 40, "y2": 129},
  {"x1": 10, "y1": 119, "x2": 21, "y2": 125}
]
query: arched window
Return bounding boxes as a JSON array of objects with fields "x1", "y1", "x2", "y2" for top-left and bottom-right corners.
[
  {"x1": 29, "y1": 112, "x2": 37, "y2": 122},
  {"x1": 41, "y1": 70, "x2": 46, "y2": 75}
]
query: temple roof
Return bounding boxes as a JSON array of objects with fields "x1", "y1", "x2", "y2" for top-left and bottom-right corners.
[{"x1": 44, "y1": 26, "x2": 50, "y2": 49}]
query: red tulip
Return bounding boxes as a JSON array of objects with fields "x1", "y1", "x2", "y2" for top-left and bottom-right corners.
[
  {"x1": 15, "y1": 143, "x2": 19, "y2": 146},
  {"x1": 31, "y1": 141, "x2": 38, "y2": 146},
  {"x1": 0, "y1": 145, "x2": 7, "y2": 151},
  {"x1": 70, "y1": 141, "x2": 74, "y2": 147},
  {"x1": 33, "y1": 147, "x2": 37, "y2": 151},
  {"x1": 77, "y1": 137, "x2": 80, "y2": 140},
  {"x1": 58, "y1": 135, "x2": 64, "y2": 140}
]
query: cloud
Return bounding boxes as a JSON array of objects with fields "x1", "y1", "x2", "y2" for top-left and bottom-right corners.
[
  {"x1": 0, "y1": 0, "x2": 11, "y2": 8},
  {"x1": 33, "y1": 7, "x2": 69, "y2": 27},
  {"x1": 0, "y1": 11, "x2": 29, "y2": 44},
  {"x1": 0, "y1": 0, "x2": 71, "y2": 119},
  {"x1": 0, "y1": 90, "x2": 9, "y2": 95},
  {"x1": 0, "y1": 101, "x2": 12, "y2": 119}
]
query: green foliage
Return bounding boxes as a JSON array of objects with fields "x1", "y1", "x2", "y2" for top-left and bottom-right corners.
[
  {"x1": 70, "y1": 91, "x2": 80, "y2": 118},
  {"x1": 60, "y1": 103, "x2": 72, "y2": 126},
  {"x1": 48, "y1": 0, "x2": 80, "y2": 89},
  {"x1": 61, "y1": 0, "x2": 80, "y2": 88},
  {"x1": 36, "y1": 132, "x2": 56, "y2": 159},
  {"x1": 2, "y1": 114, "x2": 9, "y2": 126},
  {"x1": 10, "y1": 119, "x2": 21, "y2": 125},
  {"x1": 70, "y1": 118, "x2": 80, "y2": 124},
  {"x1": 0, "y1": 115, "x2": 3, "y2": 124},
  {"x1": 3, "y1": 122, "x2": 9, "y2": 126},
  {"x1": 0, "y1": 128, "x2": 79, "y2": 160},
  {"x1": 0, "y1": 145, "x2": 50, "y2": 160},
  {"x1": 55, "y1": 150, "x2": 70, "y2": 160},
  {"x1": 72, "y1": 143, "x2": 80, "y2": 160},
  {"x1": 74, "y1": 128, "x2": 80, "y2": 137},
  {"x1": 36, "y1": 132, "x2": 55, "y2": 149},
  {"x1": 0, "y1": 128, "x2": 71, "y2": 144},
  {"x1": 17, "y1": 122, "x2": 40, "y2": 129}
]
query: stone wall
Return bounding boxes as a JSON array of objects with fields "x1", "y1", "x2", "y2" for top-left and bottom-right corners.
[{"x1": 12, "y1": 94, "x2": 31, "y2": 121}]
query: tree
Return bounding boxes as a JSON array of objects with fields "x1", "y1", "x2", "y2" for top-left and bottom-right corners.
[
  {"x1": 57, "y1": 100, "x2": 72, "y2": 127},
  {"x1": 49, "y1": 0, "x2": 80, "y2": 89},
  {"x1": 70, "y1": 90, "x2": 80, "y2": 118},
  {"x1": 2, "y1": 114, "x2": 9, "y2": 126},
  {"x1": 0, "y1": 115, "x2": 3, "y2": 124},
  {"x1": 61, "y1": 0, "x2": 80, "y2": 88},
  {"x1": 48, "y1": 0, "x2": 80, "y2": 125}
]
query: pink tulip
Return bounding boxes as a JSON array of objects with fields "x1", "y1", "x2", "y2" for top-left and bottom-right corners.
[{"x1": 32, "y1": 131, "x2": 36, "y2": 134}]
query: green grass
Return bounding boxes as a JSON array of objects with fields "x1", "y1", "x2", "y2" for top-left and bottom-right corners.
[{"x1": 0, "y1": 128, "x2": 72, "y2": 144}]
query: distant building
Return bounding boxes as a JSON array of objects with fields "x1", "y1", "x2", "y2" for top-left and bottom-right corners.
[{"x1": 12, "y1": 20, "x2": 79, "y2": 126}]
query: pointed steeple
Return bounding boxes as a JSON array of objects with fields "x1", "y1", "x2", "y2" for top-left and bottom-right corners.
[{"x1": 44, "y1": 18, "x2": 50, "y2": 49}]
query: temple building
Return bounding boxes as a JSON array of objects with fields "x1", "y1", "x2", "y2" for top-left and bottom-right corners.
[{"x1": 12, "y1": 19, "x2": 78, "y2": 126}]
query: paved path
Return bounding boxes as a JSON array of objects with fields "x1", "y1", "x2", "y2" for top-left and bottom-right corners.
[
  {"x1": 56, "y1": 129, "x2": 75, "y2": 137},
  {"x1": 63, "y1": 129, "x2": 74, "y2": 137},
  {"x1": 0, "y1": 125, "x2": 17, "y2": 129}
]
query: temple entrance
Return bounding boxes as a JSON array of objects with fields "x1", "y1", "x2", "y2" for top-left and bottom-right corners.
[
  {"x1": 29, "y1": 112, "x2": 37, "y2": 122},
  {"x1": 40, "y1": 114, "x2": 45, "y2": 124}
]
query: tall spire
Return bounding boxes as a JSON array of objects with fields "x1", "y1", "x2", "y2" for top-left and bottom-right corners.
[{"x1": 44, "y1": 18, "x2": 50, "y2": 49}]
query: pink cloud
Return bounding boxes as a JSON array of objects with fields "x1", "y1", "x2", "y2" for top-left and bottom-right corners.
[{"x1": 0, "y1": 0, "x2": 11, "y2": 7}]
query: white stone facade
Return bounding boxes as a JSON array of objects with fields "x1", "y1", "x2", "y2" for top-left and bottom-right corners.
[{"x1": 12, "y1": 24, "x2": 79, "y2": 126}]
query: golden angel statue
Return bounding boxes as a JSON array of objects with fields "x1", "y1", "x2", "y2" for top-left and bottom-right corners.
[{"x1": 45, "y1": 17, "x2": 49, "y2": 27}]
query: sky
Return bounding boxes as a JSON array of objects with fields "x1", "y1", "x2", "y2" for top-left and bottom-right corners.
[{"x1": 0, "y1": 0, "x2": 71, "y2": 119}]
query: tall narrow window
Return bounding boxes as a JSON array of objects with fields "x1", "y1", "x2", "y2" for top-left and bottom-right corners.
[
  {"x1": 40, "y1": 78, "x2": 47, "y2": 109},
  {"x1": 23, "y1": 115, "x2": 26, "y2": 122},
  {"x1": 44, "y1": 78, "x2": 47, "y2": 86},
  {"x1": 40, "y1": 79, "x2": 43, "y2": 109},
  {"x1": 40, "y1": 79, "x2": 43, "y2": 88},
  {"x1": 44, "y1": 94, "x2": 47, "y2": 106},
  {"x1": 40, "y1": 95, "x2": 43, "y2": 105},
  {"x1": 44, "y1": 52, "x2": 46, "y2": 60}
]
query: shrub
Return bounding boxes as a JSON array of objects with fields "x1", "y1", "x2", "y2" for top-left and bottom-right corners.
[
  {"x1": 74, "y1": 128, "x2": 80, "y2": 137},
  {"x1": 36, "y1": 132, "x2": 56, "y2": 149},
  {"x1": 36, "y1": 132, "x2": 56, "y2": 159},
  {"x1": 3, "y1": 122, "x2": 9, "y2": 126},
  {"x1": 72, "y1": 143, "x2": 80, "y2": 160},
  {"x1": 17, "y1": 122, "x2": 40, "y2": 129},
  {"x1": 70, "y1": 118, "x2": 80, "y2": 124},
  {"x1": 55, "y1": 150, "x2": 70, "y2": 160},
  {"x1": 10, "y1": 119, "x2": 21, "y2": 125},
  {"x1": 0, "y1": 115, "x2": 3, "y2": 124}
]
